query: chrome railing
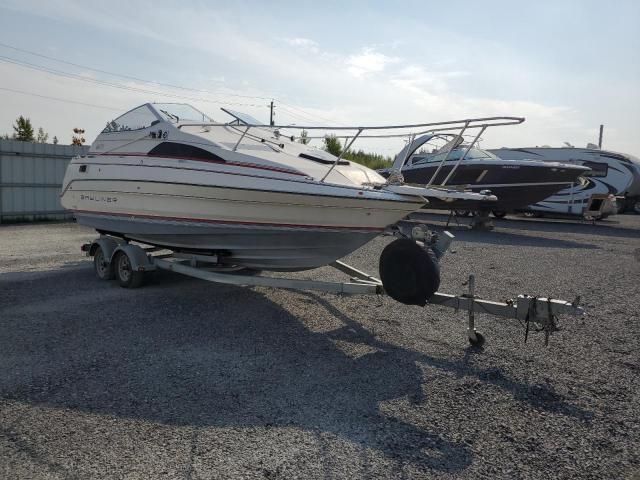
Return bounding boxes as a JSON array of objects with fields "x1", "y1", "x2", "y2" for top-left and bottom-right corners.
[{"x1": 177, "y1": 114, "x2": 525, "y2": 184}]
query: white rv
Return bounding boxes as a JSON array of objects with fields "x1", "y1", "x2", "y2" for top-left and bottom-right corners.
[{"x1": 489, "y1": 147, "x2": 640, "y2": 216}]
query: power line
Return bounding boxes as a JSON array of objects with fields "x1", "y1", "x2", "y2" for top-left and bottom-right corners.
[
  {"x1": 0, "y1": 86, "x2": 125, "y2": 111},
  {"x1": 0, "y1": 41, "x2": 348, "y2": 126},
  {"x1": 277, "y1": 101, "x2": 345, "y2": 126},
  {"x1": 0, "y1": 41, "x2": 273, "y2": 101},
  {"x1": 0, "y1": 42, "x2": 353, "y2": 125},
  {"x1": 276, "y1": 105, "x2": 324, "y2": 125},
  {"x1": 0, "y1": 56, "x2": 266, "y2": 108}
]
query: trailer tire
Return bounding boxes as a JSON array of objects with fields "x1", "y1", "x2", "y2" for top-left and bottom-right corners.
[
  {"x1": 114, "y1": 251, "x2": 145, "y2": 288},
  {"x1": 379, "y1": 238, "x2": 440, "y2": 306},
  {"x1": 93, "y1": 245, "x2": 115, "y2": 280}
]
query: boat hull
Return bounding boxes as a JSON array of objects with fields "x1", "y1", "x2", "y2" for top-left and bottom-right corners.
[
  {"x1": 75, "y1": 211, "x2": 379, "y2": 271},
  {"x1": 62, "y1": 175, "x2": 422, "y2": 270},
  {"x1": 399, "y1": 162, "x2": 587, "y2": 212}
]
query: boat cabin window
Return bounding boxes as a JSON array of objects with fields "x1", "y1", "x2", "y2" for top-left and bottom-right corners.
[
  {"x1": 578, "y1": 161, "x2": 608, "y2": 177},
  {"x1": 102, "y1": 105, "x2": 159, "y2": 133},
  {"x1": 148, "y1": 142, "x2": 226, "y2": 163}
]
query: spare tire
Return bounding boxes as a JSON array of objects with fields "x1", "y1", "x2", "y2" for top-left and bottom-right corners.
[{"x1": 379, "y1": 238, "x2": 440, "y2": 306}]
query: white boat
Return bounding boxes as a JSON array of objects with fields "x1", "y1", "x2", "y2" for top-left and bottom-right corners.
[
  {"x1": 489, "y1": 146, "x2": 640, "y2": 216},
  {"x1": 60, "y1": 103, "x2": 513, "y2": 271}
]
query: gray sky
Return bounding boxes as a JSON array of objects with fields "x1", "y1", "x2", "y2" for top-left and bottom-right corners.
[{"x1": 0, "y1": 0, "x2": 638, "y2": 154}]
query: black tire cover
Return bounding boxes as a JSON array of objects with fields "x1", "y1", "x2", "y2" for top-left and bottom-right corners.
[{"x1": 379, "y1": 238, "x2": 441, "y2": 306}]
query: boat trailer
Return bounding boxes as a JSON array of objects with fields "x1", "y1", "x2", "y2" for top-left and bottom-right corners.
[{"x1": 83, "y1": 233, "x2": 583, "y2": 347}]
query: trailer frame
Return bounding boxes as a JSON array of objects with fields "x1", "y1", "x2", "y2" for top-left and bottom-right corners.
[{"x1": 83, "y1": 234, "x2": 584, "y2": 347}]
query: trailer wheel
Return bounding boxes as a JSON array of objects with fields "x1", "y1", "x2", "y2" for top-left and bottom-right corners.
[
  {"x1": 93, "y1": 246, "x2": 115, "y2": 280},
  {"x1": 492, "y1": 210, "x2": 507, "y2": 218},
  {"x1": 468, "y1": 331, "x2": 485, "y2": 347},
  {"x1": 114, "y1": 251, "x2": 145, "y2": 288}
]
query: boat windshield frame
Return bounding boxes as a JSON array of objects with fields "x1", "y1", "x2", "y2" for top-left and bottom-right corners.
[
  {"x1": 411, "y1": 147, "x2": 499, "y2": 166},
  {"x1": 150, "y1": 103, "x2": 214, "y2": 124},
  {"x1": 101, "y1": 103, "x2": 163, "y2": 134}
]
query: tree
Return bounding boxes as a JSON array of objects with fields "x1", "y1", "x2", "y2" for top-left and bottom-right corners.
[
  {"x1": 12, "y1": 116, "x2": 35, "y2": 142},
  {"x1": 321, "y1": 134, "x2": 393, "y2": 170},
  {"x1": 36, "y1": 127, "x2": 49, "y2": 143},
  {"x1": 323, "y1": 135, "x2": 342, "y2": 156},
  {"x1": 340, "y1": 149, "x2": 393, "y2": 170},
  {"x1": 52, "y1": 136, "x2": 59, "y2": 145},
  {"x1": 72, "y1": 128, "x2": 85, "y2": 146},
  {"x1": 298, "y1": 129, "x2": 309, "y2": 145}
]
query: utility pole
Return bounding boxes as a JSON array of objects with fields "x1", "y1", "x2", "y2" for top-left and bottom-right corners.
[
  {"x1": 269, "y1": 100, "x2": 275, "y2": 126},
  {"x1": 598, "y1": 124, "x2": 604, "y2": 149}
]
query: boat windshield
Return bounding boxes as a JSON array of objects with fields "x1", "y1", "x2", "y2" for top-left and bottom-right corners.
[
  {"x1": 101, "y1": 104, "x2": 160, "y2": 133},
  {"x1": 411, "y1": 148, "x2": 498, "y2": 165},
  {"x1": 152, "y1": 103, "x2": 212, "y2": 123}
]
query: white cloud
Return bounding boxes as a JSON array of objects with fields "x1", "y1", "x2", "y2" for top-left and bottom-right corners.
[
  {"x1": 390, "y1": 65, "x2": 469, "y2": 95},
  {"x1": 345, "y1": 48, "x2": 399, "y2": 78},
  {"x1": 284, "y1": 37, "x2": 318, "y2": 49}
]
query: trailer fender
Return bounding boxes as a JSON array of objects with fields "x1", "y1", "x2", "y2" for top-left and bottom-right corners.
[
  {"x1": 88, "y1": 236, "x2": 121, "y2": 259},
  {"x1": 111, "y1": 244, "x2": 156, "y2": 272}
]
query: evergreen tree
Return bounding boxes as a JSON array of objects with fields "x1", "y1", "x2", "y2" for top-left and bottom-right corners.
[
  {"x1": 36, "y1": 127, "x2": 49, "y2": 143},
  {"x1": 322, "y1": 134, "x2": 392, "y2": 170},
  {"x1": 13, "y1": 116, "x2": 35, "y2": 142},
  {"x1": 323, "y1": 135, "x2": 342, "y2": 156},
  {"x1": 52, "y1": 136, "x2": 59, "y2": 145},
  {"x1": 341, "y1": 149, "x2": 392, "y2": 170},
  {"x1": 298, "y1": 129, "x2": 309, "y2": 145}
]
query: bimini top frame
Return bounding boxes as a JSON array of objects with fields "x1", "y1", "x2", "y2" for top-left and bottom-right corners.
[{"x1": 176, "y1": 110, "x2": 525, "y2": 184}]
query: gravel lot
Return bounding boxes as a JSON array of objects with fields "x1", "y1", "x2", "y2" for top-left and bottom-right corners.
[{"x1": 1, "y1": 215, "x2": 639, "y2": 479}]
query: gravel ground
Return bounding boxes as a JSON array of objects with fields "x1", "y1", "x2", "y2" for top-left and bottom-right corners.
[{"x1": 0, "y1": 215, "x2": 638, "y2": 479}]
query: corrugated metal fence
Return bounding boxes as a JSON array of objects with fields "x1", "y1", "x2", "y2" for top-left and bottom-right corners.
[{"x1": 0, "y1": 139, "x2": 89, "y2": 223}]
